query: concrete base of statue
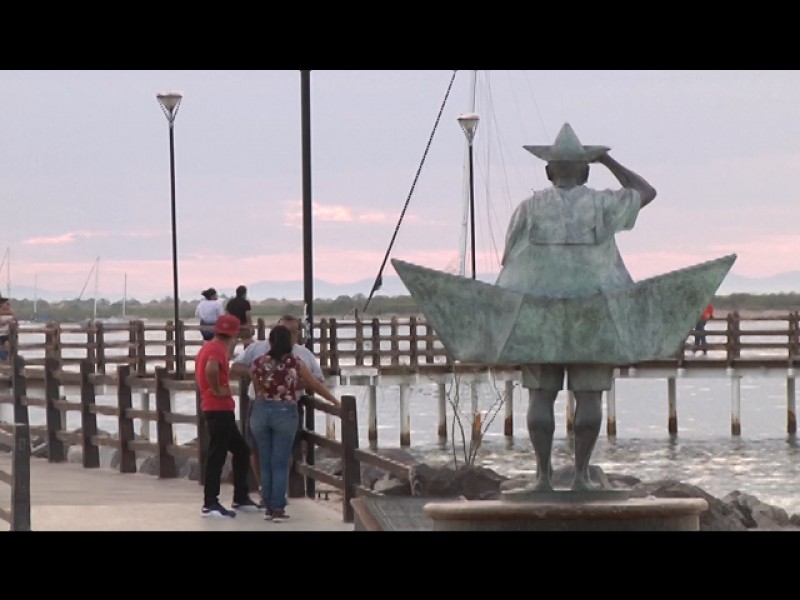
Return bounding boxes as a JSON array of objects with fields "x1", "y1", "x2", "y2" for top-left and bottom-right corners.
[{"x1": 423, "y1": 494, "x2": 708, "y2": 531}]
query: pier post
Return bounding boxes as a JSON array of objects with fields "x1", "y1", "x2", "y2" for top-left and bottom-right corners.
[
  {"x1": 340, "y1": 395, "x2": 359, "y2": 523},
  {"x1": 729, "y1": 368, "x2": 742, "y2": 436},
  {"x1": 165, "y1": 320, "x2": 175, "y2": 373},
  {"x1": 504, "y1": 380, "x2": 514, "y2": 438},
  {"x1": 154, "y1": 367, "x2": 177, "y2": 478},
  {"x1": 11, "y1": 355, "x2": 29, "y2": 427},
  {"x1": 470, "y1": 381, "x2": 481, "y2": 447},
  {"x1": 44, "y1": 357, "x2": 65, "y2": 462},
  {"x1": 667, "y1": 377, "x2": 678, "y2": 435},
  {"x1": 95, "y1": 321, "x2": 106, "y2": 375},
  {"x1": 79, "y1": 360, "x2": 100, "y2": 469},
  {"x1": 437, "y1": 383, "x2": 448, "y2": 442},
  {"x1": 787, "y1": 371, "x2": 797, "y2": 435},
  {"x1": 399, "y1": 383, "x2": 411, "y2": 447},
  {"x1": 368, "y1": 384, "x2": 378, "y2": 449},
  {"x1": 116, "y1": 364, "x2": 137, "y2": 473},
  {"x1": 606, "y1": 378, "x2": 617, "y2": 438}
]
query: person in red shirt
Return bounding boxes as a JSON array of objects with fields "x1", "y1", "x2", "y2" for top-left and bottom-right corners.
[
  {"x1": 195, "y1": 314, "x2": 259, "y2": 517},
  {"x1": 693, "y1": 303, "x2": 714, "y2": 355}
]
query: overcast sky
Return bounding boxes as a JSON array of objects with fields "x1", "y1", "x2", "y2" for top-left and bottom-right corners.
[{"x1": 2, "y1": 69, "x2": 798, "y2": 301}]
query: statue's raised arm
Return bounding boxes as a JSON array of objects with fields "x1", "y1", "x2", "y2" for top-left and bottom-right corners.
[{"x1": 595, "y1": 153, "x2": 657, "y2": 208}]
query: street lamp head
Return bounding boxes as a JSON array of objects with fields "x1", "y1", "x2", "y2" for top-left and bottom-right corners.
[
  {"x1": 457, "y1": 112, "x2": 480, "y2": 145},
  {"x1": 156, "y1": 91, "x2": 183, "y2": 123}
]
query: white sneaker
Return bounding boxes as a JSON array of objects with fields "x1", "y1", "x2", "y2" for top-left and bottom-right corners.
[{"x1": 201, "y1": 503, "x2": 236, "y2": 518}]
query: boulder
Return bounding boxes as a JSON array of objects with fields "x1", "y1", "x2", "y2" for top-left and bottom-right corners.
[
  {"x1": 409, "y1": 463, "x2": 508, "y2": 500},
  {"x1": 629, "y1": 479, "x2": 746, "y2": 531},
  {"x1": 723, "y1": 490, "x2": 793, "y2": 529}
]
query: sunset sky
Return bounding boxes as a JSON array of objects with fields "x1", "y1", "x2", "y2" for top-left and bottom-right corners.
[{"x1": 2, "y1": 70, "x2": 799, "y2": 301}]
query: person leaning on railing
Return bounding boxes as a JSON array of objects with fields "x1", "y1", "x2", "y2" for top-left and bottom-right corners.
[{"x1": 247, "y1": 324, "x2": 340, "y2": 523}]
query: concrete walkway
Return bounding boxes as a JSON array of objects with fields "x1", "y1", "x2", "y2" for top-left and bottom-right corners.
[{"x1": 0, "y1": 455, "x2": 354, "y2": 532}]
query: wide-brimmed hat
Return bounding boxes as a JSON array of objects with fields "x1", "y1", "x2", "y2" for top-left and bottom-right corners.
[
  {"x1": 214, "y1": 315, "x2": 240, "y2": 337},
  {"x1": 524, "y1": 122, "x2": 610, "y2": 162},
  {"x1": 201, "y1": 288, "x2": 217, "y2": 300}
]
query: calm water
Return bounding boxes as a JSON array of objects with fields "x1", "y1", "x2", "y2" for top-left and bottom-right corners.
[
  {"x1": 7, "y1": 322, "x2": 800, "y2": 517},
  {"x1": 332, "y1": 376, "x2": 800, "y2": 516}
]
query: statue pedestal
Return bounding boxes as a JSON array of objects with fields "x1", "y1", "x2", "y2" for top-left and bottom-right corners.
[{"x1": 423, "y1": 497, "x2": 708, "y2": 531}]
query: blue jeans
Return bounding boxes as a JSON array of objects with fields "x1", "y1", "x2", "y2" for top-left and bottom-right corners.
[
  {"x1": 0, "y1": 335, "x2": 8, "y2": 361},
  {"x1": 199, "y1": 321, "x2": 215, "y2": 341},
  {"x1": 249, "y1": 400, "x2": 299, "y2": 511},
  {"x1": 694, "y1": 320, "x2": 707, "y2": 352}
]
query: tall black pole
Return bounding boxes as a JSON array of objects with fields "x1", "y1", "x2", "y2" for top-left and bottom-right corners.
[
  {"x1": 468, "y1": 143, "x2": 476, "y2": 280},
  {"x1": 301, "y1": 70, "x2": 314, "y2": 353},
  {"x1": 168, "y1": 122, "x2": 182, "y2": 378}
]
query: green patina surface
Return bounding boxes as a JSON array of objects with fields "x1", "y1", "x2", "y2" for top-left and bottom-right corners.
[{"x1": 391, "y1": 254, "x2": 736, "y2": 365}]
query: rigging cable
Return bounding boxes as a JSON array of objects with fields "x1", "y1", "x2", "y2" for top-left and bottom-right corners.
[
  {"x1": 77, "y1": 257, "x2": 99, "y2": 301},
  {"x1": 362, "y1": 70, "x2": 459, "y2": 313}
]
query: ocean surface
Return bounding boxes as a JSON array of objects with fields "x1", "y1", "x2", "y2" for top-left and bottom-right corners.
[
  {"x1": 7, "y1": 320, "x2": 800, "y2": 517},
  {"x1": 331, "y1": 376, "x2": 800, "y2": 517}
]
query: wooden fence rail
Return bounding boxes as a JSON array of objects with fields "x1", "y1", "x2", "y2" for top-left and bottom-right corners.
[
  {"x1": 4, "y1": 312, "x2": 800, "y2": 380},
  {"x1": 0, "y1": 352, "x2": 405, "y2": 523},
  {"x1": 0, "y1": 421, "x2": 31, "y2": 531}
]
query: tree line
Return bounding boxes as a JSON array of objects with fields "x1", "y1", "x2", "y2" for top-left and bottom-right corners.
[
  {"x1": 7, "y1": 292, "x2": 800, "y2": 323},
  {"x1": 7, "y1": 293, "x2": 420, "y2": 323}
]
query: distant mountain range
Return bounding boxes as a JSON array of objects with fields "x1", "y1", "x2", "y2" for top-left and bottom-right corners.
[{"x1": 6, "y1": 271, "x2": 800, "y2": 303}]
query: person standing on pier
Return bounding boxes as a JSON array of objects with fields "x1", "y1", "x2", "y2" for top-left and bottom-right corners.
[
  {"x1": 195, "y1": 314, "x2": 260, "y2": 518},
  {"x1": 693, "y1": 303, "x2": 714, "y2": 355},
  {"x1": 231, "y1": 314, "x2": 325, "y2": 506},
  {"x1": 225, "y1": 285, "x2": 254, "y2": 356},
  {"x1": 195, "y1": 288, "x2": 225, "y2": 342},
  {"x1": 248, "y1": 324, "x2": 340, "y2": 522}
]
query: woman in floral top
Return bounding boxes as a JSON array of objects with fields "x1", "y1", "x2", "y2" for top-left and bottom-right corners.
[{"x1": 249, "y1": 324, "x2": 340, "y2": 522}]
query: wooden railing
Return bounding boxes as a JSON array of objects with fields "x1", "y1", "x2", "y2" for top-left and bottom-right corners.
[
  {"x1": 0, "y1": 416, "x2": 31, "y2": 531},
  {"x1": 0, "y1": 353, "x2": 407, "y2": 523},
  {"x1": 4, "y1": 312, "x2": 800, "y2": 380}
]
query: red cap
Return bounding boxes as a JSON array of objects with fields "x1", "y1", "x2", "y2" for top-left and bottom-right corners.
[{"x1": 214, "y1": 315, "x2": 240, "y2": 337}]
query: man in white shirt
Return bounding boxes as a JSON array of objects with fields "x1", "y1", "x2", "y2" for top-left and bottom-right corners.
[{"x1": 230, "y1": 314, "x2": 325, "y2": 501}]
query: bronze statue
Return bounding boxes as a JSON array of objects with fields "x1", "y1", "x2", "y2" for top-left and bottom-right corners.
[{"x1": 392, "y1": 123, "x2": 736, "y2": 494}]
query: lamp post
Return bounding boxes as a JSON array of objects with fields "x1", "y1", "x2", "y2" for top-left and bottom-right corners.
[
  {"x1": 457, "y1": 112, "x2": 480, "y2": 280},
  {"x1": 300, "y1": 71, "x2": 314, "y2": 354},
  {"x1": 156, "y1": 91, "x2": 184, "y2": 378}
]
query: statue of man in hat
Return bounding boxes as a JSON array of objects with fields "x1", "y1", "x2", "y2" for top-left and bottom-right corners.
[{"x1": 496, "y1": 123, "x2": 657, "y2": 492}]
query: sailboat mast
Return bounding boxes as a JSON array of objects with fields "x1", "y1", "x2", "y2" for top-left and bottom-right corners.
[
  {"x1": 93, "y1": 256, "x2": 99, "y2": 320},
  {"x1": 458, "y1": 71, "x2": 478, "y2": 277},
  {"x1": 123, "y1": 273, "x2": 127, "y2": 318},
  {"x1": 33, "y1": 273, "x2": 38, "y2": 319}
]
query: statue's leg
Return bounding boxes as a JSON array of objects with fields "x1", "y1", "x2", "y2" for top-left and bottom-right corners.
[
  {"x1": 571, "y1": 391, "x2": 603, "y2": 490},
  {"x1": 527, "y1": 389, "x2": 558, "y2": 491}
]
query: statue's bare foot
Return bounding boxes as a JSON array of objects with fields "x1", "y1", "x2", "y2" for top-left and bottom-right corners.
[
  {"x1": 571, "y1": 476, "x2": 601, "y2": 491},
  {"x1": 529, "y1": 478, "x2": 553, "y2": 492}
]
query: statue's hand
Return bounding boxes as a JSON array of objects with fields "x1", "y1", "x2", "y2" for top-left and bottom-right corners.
[{"x1": 592, "y1": 151, "x2": 611, "y2": 165}]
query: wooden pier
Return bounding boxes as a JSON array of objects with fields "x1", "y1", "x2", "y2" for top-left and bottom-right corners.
[
  {"x1": 0, "y1": 311, "x2": 798, "y2": 524},
  {"x1": 0, "y1": 311, "x2": 798, "y2": 444}
]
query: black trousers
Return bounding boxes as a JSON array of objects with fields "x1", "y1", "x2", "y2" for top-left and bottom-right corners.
[{"x1": 203, "y1": 410, "x2": 251, "y2": 507}]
